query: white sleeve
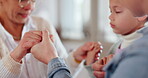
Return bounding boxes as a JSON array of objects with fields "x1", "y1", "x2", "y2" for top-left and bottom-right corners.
[
  {"x1": 0, "y1": 53, "x2": 22, "y2": 78},
  {"x1": 64, "y1": 52, "x2": 80, "y2": 75}
]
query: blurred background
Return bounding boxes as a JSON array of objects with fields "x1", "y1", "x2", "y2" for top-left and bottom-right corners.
[{"x1": 32, "y1": 0, "x2": 119, "y2": 54}]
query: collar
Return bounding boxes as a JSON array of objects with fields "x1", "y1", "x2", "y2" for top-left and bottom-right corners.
[
  {"x1": 138, "y1": 22, "x2": 148, "y2": 35},
  {"x1": 121, "y1": 30, "x2": 142, "y2": 41},
  {"x1": 120, "y1": 27, "x2": 144, "y2": 49}
]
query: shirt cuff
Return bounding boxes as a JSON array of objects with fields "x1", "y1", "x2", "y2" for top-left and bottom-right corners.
[
  {"x1": 66, "y1": 52, "x2": 80, "y2": 67},
  {"x1": 48, "y1": 57, "x2": 70, "y2": 77}
]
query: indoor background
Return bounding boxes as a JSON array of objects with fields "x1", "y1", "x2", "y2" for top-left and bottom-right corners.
[{"x1": 32, "y1": 0, "x2": 119, "y2": 55}]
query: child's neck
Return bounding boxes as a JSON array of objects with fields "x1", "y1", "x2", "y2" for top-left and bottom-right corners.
[{"x1": 120, "y1": 29, "x2": 142, "y2": 49}]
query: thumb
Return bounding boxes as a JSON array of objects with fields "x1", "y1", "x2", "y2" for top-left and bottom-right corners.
[{"x1": 42, "y1": 30, "x2": 52, "y2": 43}]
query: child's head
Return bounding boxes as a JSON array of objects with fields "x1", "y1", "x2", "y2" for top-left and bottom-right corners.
[
  {"x1": 118, "y1": 0, "x2": 148, "y2": 17},
  {"x1": 109, "y1": 0, "x2": 147, "y2": 35}
]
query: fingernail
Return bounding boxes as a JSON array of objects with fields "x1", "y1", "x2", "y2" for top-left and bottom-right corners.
[
  {"x1": 100, "y1": 45, "x2": 103, "y2": 49},
  {"x1": 98, "y1": 53, "x2": 101, "y2": 57},
  {"x1": 100, "y1": 50, "x2": 103, "y2": 53},
  {"x1": 98, "y1": 41, "x2": 101, "y2": 45}
]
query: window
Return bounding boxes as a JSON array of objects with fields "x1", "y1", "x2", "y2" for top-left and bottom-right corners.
[
  {"x1": 60, "y1": 0, "x2": 90, "y2": 40},
  {"x1": 33, "y1": 0, "x2": 118, "y2": 42},
  {"x1": 98, "y1": 0, "x2": 118, "y2": 43}
]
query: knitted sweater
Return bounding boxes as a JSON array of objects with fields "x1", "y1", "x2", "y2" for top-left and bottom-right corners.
[{"x1": 0, "y1": 16, "x2": 80, "y2": 78}]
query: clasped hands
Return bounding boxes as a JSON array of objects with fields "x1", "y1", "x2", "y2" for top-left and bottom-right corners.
[
  {"x1": 10, "y1": 30, "x2": 105, "y2": 67},
  {"x1": 10, "y1": 30, "x2": 57, "y2": 64}
]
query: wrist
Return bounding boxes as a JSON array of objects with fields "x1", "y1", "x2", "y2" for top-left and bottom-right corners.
[
  {"x1": 45, "y1": 56, "x2": 59, "y2": 64},
  {"x1": 10, "y1": 48, "x2": 25, "y2": 63},
  {"x1": 85, "y1": 61, "x2": 93, "y2": 65},
  {"x1": 74, "y1": 58, "x2": 81, "y2": 64},
  {"x1": 10, "y1": 52, "x2": 23, "y2": 63},
  {"x1": 73, "y1": 53, "x2": 82, "y2": 64}
]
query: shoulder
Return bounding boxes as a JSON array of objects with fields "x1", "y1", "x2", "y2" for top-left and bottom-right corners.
[
  {"x1": 121, "y1": 35, "x2": 148, "y2": 59},
  {"x1": 129, "y1": 35, "x2": 148, "y2": 52},
  {"x1": 30, "y1": 16, "x2": 55, "y2": 34},
  {"x1": 31, "y1": 16, "x2": 48, "y2": 23},
  {"x1": 30, "y1": 16, "x2": 52, "y2": 26}
]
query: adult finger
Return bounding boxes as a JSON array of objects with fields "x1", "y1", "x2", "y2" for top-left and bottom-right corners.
[{"x1": 42, "y1": 30, "x2": 53, "y2": 44}]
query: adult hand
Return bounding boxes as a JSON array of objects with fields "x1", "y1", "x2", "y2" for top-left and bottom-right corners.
[
  {"x1": 10, "y1": 31, "x2": 42, "y2": 62},
  {"x1": 31, "y1": 30, "x2": 58, "y2": 64},
  {"x1": 73, "y1": 42, "x2": 102, "y2": 63}
]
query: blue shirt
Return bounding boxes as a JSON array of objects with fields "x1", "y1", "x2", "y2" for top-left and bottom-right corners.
[
  {"x1": 48, "y1": 58, "x2": 72, "y2": 78},
  {"x1": 104, "y1": 26, "x2": 148, "y2": 78}
]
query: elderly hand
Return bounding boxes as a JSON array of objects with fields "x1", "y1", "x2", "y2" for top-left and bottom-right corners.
[
  {"x1": 10, "y1": 31, "x2": 42, "y2": 62},
  {"x1": 92, "y1": 54, "x2": 114, "y2": 78},
  {"x1": 31, "y1": 30, "x2": 58, "y2": 64},
  {"x1": 73, "y1": 42, "x2": 102, "y2": 63}
]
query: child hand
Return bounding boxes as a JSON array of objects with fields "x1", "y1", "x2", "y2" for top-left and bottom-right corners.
[
  {"x1": 73, "y1": 42, "x2": 102, "y2": 63},
  {"x1": 92, "y1": 54, "x2": 114, "y2": 78},
  {"x1": 102, "y1": 54, "x2": 114, "y2": 65},
  {"x1": 85, "y1": 42, "x2": 103, "y2": 65}
]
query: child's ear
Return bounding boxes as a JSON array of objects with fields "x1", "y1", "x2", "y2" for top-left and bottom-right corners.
[{"x1": 137, "y1": 15, "x2": 148, "y2": 22}]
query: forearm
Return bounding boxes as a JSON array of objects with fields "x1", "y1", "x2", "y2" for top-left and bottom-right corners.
[
  {"x1": 0, "y1": 53, "x2": 22, "y2": 78},
  {"x1": 48, "y1": 57, "x2": 72, "y2": 78}
]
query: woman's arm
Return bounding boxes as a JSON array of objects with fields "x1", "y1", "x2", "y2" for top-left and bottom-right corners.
[{"x1": 0, "y1": 53, "x2": 22, "y2": 78}]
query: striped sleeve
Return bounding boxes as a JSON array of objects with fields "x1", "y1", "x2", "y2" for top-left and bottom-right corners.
[{"x1": 0, "y1": 53, "x2": 22, "y2": 78}]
